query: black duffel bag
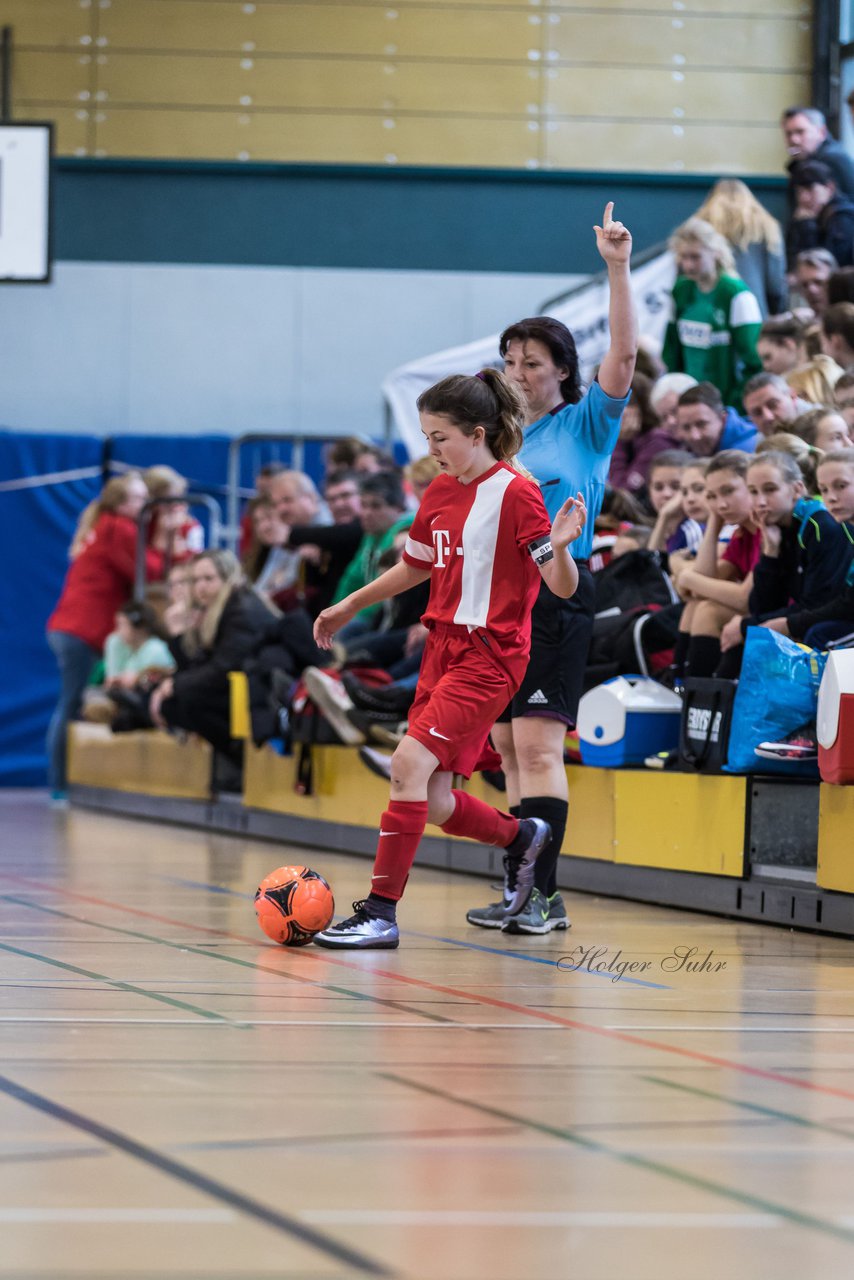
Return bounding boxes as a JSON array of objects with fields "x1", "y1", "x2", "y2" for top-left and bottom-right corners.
[{"x1": 678, "y1": 677, "x2": 737, "y2": 774}]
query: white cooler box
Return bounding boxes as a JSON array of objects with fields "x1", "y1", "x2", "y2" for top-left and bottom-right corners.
[
  {"x1": 817, "y1": 648, "x2": 854, "y2": 785},
  {"x1": 577, "y1": 676, "x2": 683, "y2": 767}
]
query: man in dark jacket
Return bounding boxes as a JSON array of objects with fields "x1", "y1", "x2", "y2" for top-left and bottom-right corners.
[
  {"x1": 782, "y1": 107, "x2": 854, "y2": 206},
  {"x1": 786, "y1": 160, "x2": 854, "y2": 269}
]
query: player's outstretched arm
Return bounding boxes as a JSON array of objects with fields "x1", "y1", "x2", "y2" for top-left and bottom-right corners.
[
  {"x1": 314, "y1": 560, "x2": 431, "y2": 650},
  {"x1": 538, "y1": 493, "x2": 585, "y2": 599},
  {"x1": 594, "y1": 201, "x2": 638, "y2": 400}
]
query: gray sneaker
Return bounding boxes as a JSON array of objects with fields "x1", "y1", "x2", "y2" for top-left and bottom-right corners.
[
  {"x1": 313, "y1": 900, "x2": 399, "y2": 949},
  {"x1": 466, "y1": 898, "x2": 510, "y2": 929},
  {"x1": 546, "y1": 891, "x2": 570, "y2": 930},
  {"x1": 502, "y1": 887, "x2": 553, "y2": 935},
  {"x1": 503, "y1": 818, "x2": 551, "y2": 914}
]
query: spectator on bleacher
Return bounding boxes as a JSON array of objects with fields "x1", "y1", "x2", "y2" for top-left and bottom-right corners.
[
  {"x1": 674, "y1": 382, "x2": 758, "y2": 457},
  {"x1": 104, "y1": 601, "x2": 175, "y2": 690},
  {"x1": 782, "y1": 107, "x2": 854, "y2": 207},
  {"x1": 755, "y1": 432, "x2": 822, "y2": 495},
  {"x1": 162, "y1": 562, "x2": 199, "y2": 639},
  {"x1": 742, "y1": 372, "x2": 813, "y2": 438},
  {"x1": 719, "y1": 450, "x2": 854, "y2": 667},
  {"x1": 282, "y1": 469, "x2": 365, "y2": 618},
  {"x1": 238, "y1": 460, "x2": 286, "y2": 559},
  {"x1": 663, "y1": 217, "x2": 763, "y2": 411},
  {"x1": 791, "y1": 407, "x2": 853, "y2": 452},
  {"x1": 263, "y1": 469, "x2": 331, "y2": 612},
  {"x1": 790, "y1": 449, "x2": 854, "y2": 648},
  {"x1": 608, "y1": 371, "x2": 678, "y2": 495},
  {"x1": 828, "y1": 265, "x2": 854, "y2": 305},
  {"x1": 646, "y1": 450, "x2": 706, "y2": 555},
  {"x1": 148, "y1": 550, "x2": 275, "y2": 765},
  {"x1": 673, "y1": 450, "x2": 760, "y2": 677},
  {"x1": 695, "y1": 178, "x2": 787, "y2": 317},
  {"x1": 821, "y1": 301, "x2": 854, "y2": 371},
  {"x1": 241, "y1": 497, "x2": 294, "y2": 597},
  {"x1": 46, "y1": 471, "x2": 165, "y2": 800},
  {"x1": 331, "y1": 472, "x2": 414, "y2": 635},
  {"x1": 83, "y1": 602, "x2": 176, "y2": 725},
  {"x1": 649, "y1": 372, "x2": 697, "y2": 436},
  {"x1": 786, "y1": 161, "x2": 854, "y2": 270},
  {"x1": 793, "y1": 248, "x2": 837, "y2": 315},
  {"x1": 404, "y1": 454, "x2": 441, "y2": 503},
  {"x1": 353, "y1": 444, "x2": 399, "y2": 476},
  {"x1": 834, "y1": 371, "x2": 854, "y2": 432},
  {"x1": 756, "y1": 313, "x2": 842, "y2": 403},
  {"x1": 143, "y1": 465, "x2": 205, "y2": 566}
]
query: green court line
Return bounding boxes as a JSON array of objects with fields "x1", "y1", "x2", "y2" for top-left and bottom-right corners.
[
  {"x1": 642, "y1": 1075, "x2": 854, "y2": 1142},
  {"x1": 379, "y1": 1072, "x2": 854, "y2": 1249},
  {"x1": 0, "y1": 938, "x2": 244, "y2": 1028},
  {"x1": 0, "y1": 894, "x2": 455, "y2": 1026}
]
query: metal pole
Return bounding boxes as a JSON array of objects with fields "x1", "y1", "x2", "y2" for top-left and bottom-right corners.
[{"x1": 1, "y1": 26, "x2": 12, "y2": 123}]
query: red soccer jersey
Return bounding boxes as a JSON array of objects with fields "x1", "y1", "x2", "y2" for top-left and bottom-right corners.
[{"x1": 401, "y1": 461, "x2": 552, "y2": 665}]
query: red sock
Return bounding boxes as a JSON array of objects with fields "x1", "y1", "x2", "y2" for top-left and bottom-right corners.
[
  {"x1": 440, "y1": 790, "x2": 519, "y2": 848},
  {"x1": 369, "y1": 799, "x2": 429, "y2": 902}
]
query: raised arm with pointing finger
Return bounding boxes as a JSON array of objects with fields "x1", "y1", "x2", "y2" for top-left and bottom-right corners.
[{"x1": 594, "y1": 201, "x2": 638, "y2": 399}]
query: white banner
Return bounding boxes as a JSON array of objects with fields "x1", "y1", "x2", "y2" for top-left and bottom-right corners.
[{"x1": 382, "y1": 251, "x2": 676, "y2": 457}]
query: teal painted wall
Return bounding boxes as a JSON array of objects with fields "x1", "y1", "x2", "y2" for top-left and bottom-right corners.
[{"x1": 53, "y1": 160, "x2": 789, "y2": 272}]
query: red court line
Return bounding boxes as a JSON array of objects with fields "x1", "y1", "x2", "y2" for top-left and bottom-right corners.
[{"x1": 6, "y1": 871, "x2": 854, "y2": 1104}]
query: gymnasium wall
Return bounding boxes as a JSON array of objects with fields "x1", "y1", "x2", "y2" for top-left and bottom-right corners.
[
  {"x1": 13, "y1": 0, "x2": 810, "y2": 174},
  {"x1": 3, "y1": 0, "x2": 800, "y2": 438}
]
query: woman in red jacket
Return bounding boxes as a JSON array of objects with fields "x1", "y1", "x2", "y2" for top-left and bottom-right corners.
[{"x1": 46, "y1": 471, "x2": 164, "y2": 799}]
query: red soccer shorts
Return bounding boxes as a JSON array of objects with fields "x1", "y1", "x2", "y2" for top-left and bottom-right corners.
[{"x1": 406, "y1": 623, "x2": 526, "y2": 777}]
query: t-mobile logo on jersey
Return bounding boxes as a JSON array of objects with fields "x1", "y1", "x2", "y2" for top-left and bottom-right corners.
[{"x1": 432, "y1": 528, "x2": 451, "y2": 567}]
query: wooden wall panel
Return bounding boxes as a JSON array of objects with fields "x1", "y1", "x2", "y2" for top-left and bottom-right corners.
[
  {"x1": 96, "y1": 106, "x2": 538, "y2": 166},
  {"x1": 9, "y1": 0, "x2": 813, "y2": 173},
  {"x1": 15, "y1": 51, "x2": 92, "y2": 104},
  {"x1": 546, "y1": 14, "x2": 810, "y2": 71},
  {"x1": 96, "y1": 54, "x2": 538, "y2": 116},
  {"x1": 1, "y1": 0, "x2": 90, "y2": 48}
]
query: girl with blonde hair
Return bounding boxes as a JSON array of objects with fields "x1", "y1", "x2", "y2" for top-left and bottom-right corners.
[
  {"x1": 147, "y1": 549, "x2": 274, "y2": 765},
  {"x1": 47, "y1": 471, "x2": 166, "y2": 798},
  {"x1": 663, "y1": 216, "x2": 764, "y2": 411},
  {"x1": 694, "y1": 179, "x2": 787, "y2": 316}
]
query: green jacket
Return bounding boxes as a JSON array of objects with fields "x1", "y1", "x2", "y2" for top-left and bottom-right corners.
[
  {"x1": 332, "y1": 512, "x2": 415, "y2": 622},
  {"x1": 662, "y1": 274, "x2": 763, "y2": 411}
]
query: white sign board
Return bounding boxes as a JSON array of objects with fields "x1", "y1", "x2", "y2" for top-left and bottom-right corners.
[{"x1": 0, "y1": 123, "x2": 51, "y2": 282}]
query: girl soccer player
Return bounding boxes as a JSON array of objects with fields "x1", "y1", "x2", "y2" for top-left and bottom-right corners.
[{"x1": 312, "y1": 369, "x2": 586, "y2": 949}]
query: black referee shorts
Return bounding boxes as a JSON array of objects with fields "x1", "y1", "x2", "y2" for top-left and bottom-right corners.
[{"x1": 497, "y1": 564, "x2": 595, "y2": 727}]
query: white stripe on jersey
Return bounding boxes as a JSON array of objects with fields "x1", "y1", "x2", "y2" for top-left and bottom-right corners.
[
  {"x1": 453, "y1": 467, "x2": 516, "y2": 629},
  {"x1": 404, "y1": 535, "x2": 435, "y2": 563}
]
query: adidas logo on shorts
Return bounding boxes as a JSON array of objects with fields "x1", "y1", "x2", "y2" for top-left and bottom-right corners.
[{"x1": 527, "y1": 689, "x2": 548, "y2": 705}]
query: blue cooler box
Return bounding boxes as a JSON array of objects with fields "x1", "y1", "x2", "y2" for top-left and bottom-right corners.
[{"x1": 577, "y1": 676, "x2": 682, "y2": 767}]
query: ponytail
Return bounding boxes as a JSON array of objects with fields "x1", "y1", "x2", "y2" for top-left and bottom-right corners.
[
  {"x1": 70, "y1": 471, "x2": 145, "y2": 559},
  {"x1": 417, "y1": 369, "x2": 533, "y2": 477}
]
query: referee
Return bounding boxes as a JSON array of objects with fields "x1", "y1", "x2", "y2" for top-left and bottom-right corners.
[{"x1": 467, "y1": 203, "x2": 638, "y2": 935}]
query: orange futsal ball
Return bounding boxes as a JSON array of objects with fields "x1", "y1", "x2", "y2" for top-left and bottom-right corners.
[{"x1": 254, "y1": 865, "x2": 334, "y2": 946}]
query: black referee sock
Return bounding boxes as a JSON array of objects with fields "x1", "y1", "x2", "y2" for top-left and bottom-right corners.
[{"x1": 520, "y1": 795, "x2": 568, "y2": 898}]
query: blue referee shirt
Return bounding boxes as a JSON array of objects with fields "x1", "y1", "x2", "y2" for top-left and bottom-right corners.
[{"x1": 517, "y1": 380, "x2": 630, "y2": 561}]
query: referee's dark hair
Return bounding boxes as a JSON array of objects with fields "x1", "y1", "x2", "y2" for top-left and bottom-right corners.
[{"x1": 498, "y1": 316, "x2": 582, "y2": 405}]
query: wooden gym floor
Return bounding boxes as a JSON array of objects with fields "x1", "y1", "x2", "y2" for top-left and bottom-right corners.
[{"x1": 2, "y1": 790, "x2": 854, "y2": 1279}]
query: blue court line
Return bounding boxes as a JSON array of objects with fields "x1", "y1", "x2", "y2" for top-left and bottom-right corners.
[
  {"x1": 156, "y1": 875, "x2": 672, "y2": 990},
  {"x1": 0, "y1": 1072, "x2": 392, "y2": 1277}
]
